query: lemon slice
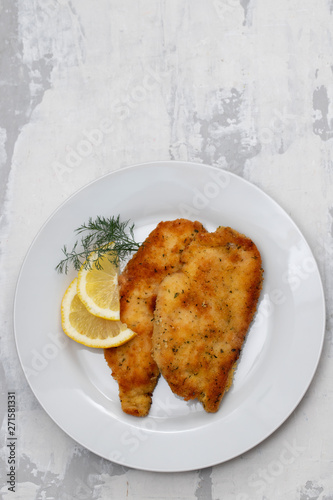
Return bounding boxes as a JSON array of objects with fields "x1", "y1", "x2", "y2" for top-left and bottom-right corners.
[
  {"x1": 77, "y1": 246, "x2": 120, "y2": 320},
  {"x1": 61, "y1": 279, "x2": 137, "y2": 348}
]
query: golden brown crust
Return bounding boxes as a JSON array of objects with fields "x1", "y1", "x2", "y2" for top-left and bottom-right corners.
[
  {"x1": 104, "y1": 219, "x2": 207, "y2": 416},
  {"x1": 152, "y1": 226, "x2": 263, "y2": 413}
]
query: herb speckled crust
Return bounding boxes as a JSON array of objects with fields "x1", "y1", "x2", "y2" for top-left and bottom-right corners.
[
  {"x1": 152, "y1": 226, "x2": 263, "y2": 413},
  {"x1": 104, "y1": 219, "x2": 206, "y2": 417}
]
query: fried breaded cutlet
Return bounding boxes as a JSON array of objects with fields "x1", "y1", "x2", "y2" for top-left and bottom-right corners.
[
  {"x1": 152, "y1": 226, "x2": 263, "y2": 413},
  {"x1": 104, "y1": 219, "x2": 207, "y2": 417}
]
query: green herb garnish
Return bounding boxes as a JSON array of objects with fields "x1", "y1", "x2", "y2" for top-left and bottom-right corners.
[{"x1": 56, "y1": 215, "x2": 141, "y2": 274}]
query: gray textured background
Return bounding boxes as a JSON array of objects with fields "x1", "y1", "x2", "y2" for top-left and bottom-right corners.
[{"x1": 1, "y1": 1, "x2": 333, "y2": 499}]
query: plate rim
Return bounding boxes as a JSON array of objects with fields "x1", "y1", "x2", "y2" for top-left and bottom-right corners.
[{"x1": 13, "y1": 160, "x2": 326, "y2": 472}]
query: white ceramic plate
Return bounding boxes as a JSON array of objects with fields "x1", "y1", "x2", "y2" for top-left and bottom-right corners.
[{"x1": 14, "y1": 161, "x2": 325, "y2": 472}]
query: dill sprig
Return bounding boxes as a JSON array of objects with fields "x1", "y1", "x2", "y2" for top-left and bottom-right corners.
[{"x1": 56, "y1": 215, "x2": 141, "y2": 274}]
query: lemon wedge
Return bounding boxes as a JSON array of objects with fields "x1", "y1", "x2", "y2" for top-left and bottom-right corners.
[
  {"x1": 77, "y1": 246, "x2": 120, "y2": 320},
  {"x1": 61, "y1": 279, "x2": 136, "y2": 348}
]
